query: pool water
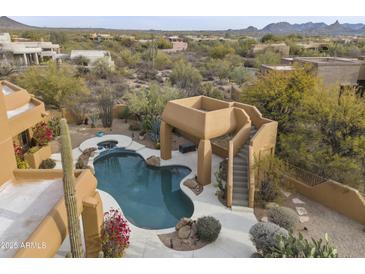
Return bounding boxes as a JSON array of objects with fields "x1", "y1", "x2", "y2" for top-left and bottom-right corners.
[{"x1": 94, "y1": 149, "x2": 194, "y2": 229}]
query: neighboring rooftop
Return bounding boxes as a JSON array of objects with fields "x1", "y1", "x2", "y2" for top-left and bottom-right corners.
[{"x1": 294, "y1": 57, "x2": 363, "y2": 65}]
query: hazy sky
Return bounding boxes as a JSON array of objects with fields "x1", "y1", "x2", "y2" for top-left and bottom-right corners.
[{"x1": 11, "y1": 16, "x2": 365, "y2": 30}]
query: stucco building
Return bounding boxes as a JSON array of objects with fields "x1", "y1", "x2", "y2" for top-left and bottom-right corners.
[
  {"x1": 0, "y1": 33, "x2": 60, "y2": 66},
  {"x1": 292, "y1": 57, "x2": 365, "y2": 88},
  {"x1": 160, "y1": 96, "x2": 277, "y2": 208},
  {"x1": 0, "y1": 81, "x2": 103, "y2": 258}
]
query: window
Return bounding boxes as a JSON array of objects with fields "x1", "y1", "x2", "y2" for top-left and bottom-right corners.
[{"x1": 19, "y1": 130, "x2": 30, "y2": 151}]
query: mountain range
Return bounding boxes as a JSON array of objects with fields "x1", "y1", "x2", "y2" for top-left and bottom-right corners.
[{"x1": 0, "y1": 16, "x2": 364, "y2": 35}]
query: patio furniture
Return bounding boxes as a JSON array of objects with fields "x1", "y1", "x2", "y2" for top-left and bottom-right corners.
[{"x1": 179, "y1": 142, "x2": 196, "y2": 153}]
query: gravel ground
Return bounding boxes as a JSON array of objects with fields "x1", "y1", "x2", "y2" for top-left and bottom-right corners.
[{"x1": 285, "y1": 193, "x2": 365, "y2": 258}]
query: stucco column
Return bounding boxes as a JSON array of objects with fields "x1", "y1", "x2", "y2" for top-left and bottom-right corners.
[
  {"x1": 160, "y1": 120, "x2": 172, "y2": 160},
  {"x1": 34, "y1": 53, "x2": 39, "y2": 65},
  {"x1": 82, "y1": 192, "x2": 104, "y2": 258},
  {"x1": 23, "y1": 53, "x2": 28, "y2": 66},
  {"x1": 197, "y1": 139, "x2": 212, "y2": 186}
]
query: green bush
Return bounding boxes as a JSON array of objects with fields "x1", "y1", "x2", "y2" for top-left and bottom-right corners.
[
  {"x1": 170, "y1": 60, "x2": 202, "y2": 96},
  {"x1": 267, "y1": 206, "x2": 299, "y2": 230},
  {"x1": 258, "y1": 180, "x2": 280, "y2": 203},
  {"x1": 254, "y1": 49, "x2": 281, "y2": 68},
  {"x1": 269, "y1": 232, "x2": 338, "y2": 258},
  {"x1": 92, "y1": 58, "x2": 113, "y2": 79},
  {"x1": 249, "y1": 222, "x2": 288, "y2": 255},
  {"x1": 196, "y1": 216, "x2": 221, "y2": 242},
  {"x1": 39, "y1": 158, "x2": 56, "y2": 169}
]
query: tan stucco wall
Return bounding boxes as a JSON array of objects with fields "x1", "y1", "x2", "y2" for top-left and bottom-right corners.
[
  {"x1": 24, "y1": 145, "x2": 52, "y2": 169},
  {"x1": 285, "y1": 175, "x2": 365, "y2": 225},
  {"x1": 161, "y1": 96, "x2": 277, "y2": 191},
  {"x1": 0, "y1": 86, "x2": 17, "y2": 186},
  {"x1": 13, "y1": 169, "x2": 102, "y2": 257},
  {"x1": 1, "y1": 81, "x2": 104, "y2": 257}
]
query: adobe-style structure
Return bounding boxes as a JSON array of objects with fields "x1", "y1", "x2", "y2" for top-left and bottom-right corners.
[
  {"x1": 292, "y1": 57, "x2": 365, "y2": 88},
  {"x1": 160, "y1": 96, "x2": 277, "y2": 208},
  {"x1": 0, "y1": 33, "x2": 60, "y2": 66},
  {"x1": 1, "y1": 81, "x2": 48, "y2": 151},
  {"x1": 0, "y1": 81, "x2": 103, "y2": 258}
]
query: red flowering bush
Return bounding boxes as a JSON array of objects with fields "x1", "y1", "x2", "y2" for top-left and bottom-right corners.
[
  {"x1": 13, "y1": 143, "x2": 24, "y2": 159},
  {"x1": 101, "y1": 208, "x2": 131, "y2": 258},
  {"x1": 32, "y1": 122, "x2": 53, "y2": 146}
]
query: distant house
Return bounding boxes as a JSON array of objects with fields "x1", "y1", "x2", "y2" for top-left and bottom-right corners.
[
  {"x1": 0, "y1": 33, "x2": 60, "y2": 66},
  {"x1": 70, "y1": 50, "x2": 115, "y2": 68},
  {"x1": 292, "y1": 57, "x2": 365, "y2": 88},
  {"x1": 89, "y1": 33, "x2": 114, "y2": 42}
]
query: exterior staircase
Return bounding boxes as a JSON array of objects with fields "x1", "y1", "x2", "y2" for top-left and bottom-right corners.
[{"x1": 232, "y1": 126, "x2": 257, "y2": 207}]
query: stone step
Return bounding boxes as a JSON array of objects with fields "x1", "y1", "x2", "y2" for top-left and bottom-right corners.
[
  {"x1": 233, "y1": 192, "x2": 248, "y2": 200},
  {"x1": 233, "y1": 184, "x2": 248, "y2": 192},
  {"x1": 232, "y1": 199, "x2": 249, "y2": 207}
]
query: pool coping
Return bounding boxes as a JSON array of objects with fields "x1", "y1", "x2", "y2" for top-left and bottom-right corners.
[{"x1": 53, "y1": 135, "x2": 257, "y2": 257}]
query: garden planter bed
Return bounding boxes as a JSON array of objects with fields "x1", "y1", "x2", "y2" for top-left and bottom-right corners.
[{"x1": 24, "y1": 145, "x2": 52, "y2": 169}]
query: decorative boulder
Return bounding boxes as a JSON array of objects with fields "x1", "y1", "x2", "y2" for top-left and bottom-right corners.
[
  {"x1": 175, "y1": 217, "x2": 193, "y2": 230},
  {"x1": 146, "y1": 156, "x2": 160, "y2": 167},
  {"x1": 177, "y1": 225, "x2": 191, "y2": 239}
]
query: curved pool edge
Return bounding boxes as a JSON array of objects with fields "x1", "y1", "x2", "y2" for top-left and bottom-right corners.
[{"x1": 93, "y1": 147, "x2": 196, "y2": 233}]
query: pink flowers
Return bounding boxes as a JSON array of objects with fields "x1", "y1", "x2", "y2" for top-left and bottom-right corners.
[
  {"x1": 33, "y1": 122, "x2": 53, "y2": 146},
  {"x1": 13, "y1": 143, "x2": 24, "y2": 158},
  {"x1": 101, "y1": 208, "x2": 131, "y2": 258}
]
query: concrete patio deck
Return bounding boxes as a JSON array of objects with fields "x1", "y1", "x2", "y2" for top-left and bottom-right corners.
[{"x1": 52, "y1": 135, "x2": 257, "y2": 258}]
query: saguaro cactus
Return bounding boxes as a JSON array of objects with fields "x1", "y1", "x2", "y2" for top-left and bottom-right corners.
[{"x1": 60, "y1": 118, "x2": 84, "y2": 258}]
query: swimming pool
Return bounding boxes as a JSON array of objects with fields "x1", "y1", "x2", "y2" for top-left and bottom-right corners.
[{"x1": 94, "y1": 149, "x2": 194, "y2": 229}]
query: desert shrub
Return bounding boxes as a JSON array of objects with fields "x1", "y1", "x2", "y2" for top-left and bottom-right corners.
[
  {"x1": 15, "y1": 62, "x2": 90, "y2": 108},
  {"x1": 267, "y1": 206, "x2": 299, "y2": 230},
  {"x1": 155, "y1": 51, "x2": 172, "y2": 70},
  {"x1": 120, "y1": 48, "x2": 141, "y2": 68},
  {"x1": 147, "y1": 117, "x2": 161, "y2": 144},
  {"x1": 249, "y1": 222, "x2": 288, "y2": 255},
  {"x1": 0, "y1": 59, "x2": 16, "y2": 79},
  {"x1": 32, "y1": 122, "x2": 53, "y2": 146},
  {"x1": 92, "y1": 58, "x2": 112, "y2": 79},
  {"x1": 170, "y1": 60, "x2": 202, "y2": 96},
  {"x1": 196, "y1": 216, "x2": 222, "y2": 242},
  {"x1": 269, "y1": 232, "x2": 337, "y2": 258},
  {"x1": 125, "y1": 83, "x2": 182, "y2": 120},
  {"x1": 48, "y1": 116, "x2": 61, "y2": 137},
  {"x1": 254, "y1": 49, "x2": 281, "y2": 68},
  {"x1": 199, "y1": 83, "x2": 224, "y2": 100},
  {"x1": 101, "y1": 209, "x2": 131, "y2": 258},
  {"x1": 39, "y1": 158, "x2": 56, "y2": 169},
  {"x1": 156, "y1": 37, "x2": 173, "y2": 49},
  {"x1": 258, "y1": 180, "x2": 280, "y2": 203},
  {"x1": 209, "y1": 44, "x2": 235, "y2": 59},
  {"x1": 229, "y1": 66, "x2": 253, "y2": 85}
]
